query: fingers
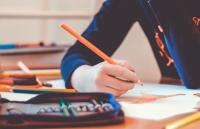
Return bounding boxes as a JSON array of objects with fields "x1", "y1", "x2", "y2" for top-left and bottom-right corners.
[
  {"x1": 103, "y1": 75, "x2": 135, "y2": 91},
  {"x1": 117, "y1": 60, "x2": 142, "y2": 85},
  {"x1": 95, "y1": 66, "x2": 134, "y2": 97},
  {"x1": 102, "y1": 63, "x2": 139, "y2": 83},
  {"x1": 71, "y1": 60, "x2": 138, "y2": 97},
  {"x1": 116, "y1": 60, "x2": 135, "y2": 72}
]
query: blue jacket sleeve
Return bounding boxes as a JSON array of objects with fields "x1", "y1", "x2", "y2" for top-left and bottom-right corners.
[{"x1": 61, "y1": 0, "x2": 139, "y2": 87}]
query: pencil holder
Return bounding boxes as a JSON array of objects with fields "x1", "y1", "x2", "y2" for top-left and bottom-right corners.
[{"x1": 0, "y1": 92, "x2": 124, "y2": 128}]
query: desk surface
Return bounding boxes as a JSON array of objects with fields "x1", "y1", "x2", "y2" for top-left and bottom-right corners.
[
  {"x1": 2, "y1": 81, "x2": 200, "y2": 129},
  {"x1": 45, "y1": 115, "x2": 200, "y2": 129},
  {"x1": 41, "y1": 81, "x2": 200, "y2": 129}
]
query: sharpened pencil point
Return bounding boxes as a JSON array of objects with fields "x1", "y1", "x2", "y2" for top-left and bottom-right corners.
[{"x1": 137, "y1": 80, "x2": 143, "y2": 86}]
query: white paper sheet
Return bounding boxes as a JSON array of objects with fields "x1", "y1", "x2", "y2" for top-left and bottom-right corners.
[{"x1": 120, "y1": 83, "x2": 200, "y2": 120}]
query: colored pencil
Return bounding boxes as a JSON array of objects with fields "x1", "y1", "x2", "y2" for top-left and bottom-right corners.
[
  {"x1": 12, "y1": 88, "x2": 77, "y2": 94},
  {"x1": 0, "y1": 85, "x2": 76, "y2": 94},
  {"x1": 66, "y1": 102, "x2": 77, "y2": 117},
  {"x1": 60, "y1": 24, "x2": 143, "y2": 85},
  {"x1": 18, "y1": 61, "x2": 32, "y2": 74},
  {"x1": 165, "y1": 112, "x2": 200, "y2": 129},
  {"x1": 59, "y1": 99, "x2": 77, "y2": 117},
  {"x1": 17, "y1": 61, "x2": 43, "y2": 86},
  {"x1": 91, "y1": 99, "x2": 104, "y2": 112},
  {"x1": 59, "y1": 99, "x2": 70, "y2": 116},
  {"x1": 0, "y1": 70, "x2": 60, "y2": 78},
  {"x1": 61, "y1": 24, "x2": 115, "y2": 64}
]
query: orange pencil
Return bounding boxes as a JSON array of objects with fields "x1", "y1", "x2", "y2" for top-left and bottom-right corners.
[
  {"x1": 61, "y1": 24, "x2": 143, "y2": 85},
  {"x1": 0, "y1": 84, "x2": 77, "y2": 94},
  {"x1": 61, "y1": 24, "x2": 115, "y2": 64}
]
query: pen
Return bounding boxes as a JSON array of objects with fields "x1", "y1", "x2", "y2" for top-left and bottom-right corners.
[
  {"x1": 61, "y1": 24, "x2": 143, "y2": 85},
  {"x1": 165, "y1": 112, "x2": 200, "y2": 129}
]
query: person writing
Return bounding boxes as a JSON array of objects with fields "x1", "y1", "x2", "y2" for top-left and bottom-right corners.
[{"x1": 61, "y1": 0, "x2": 179, "y2": 96}]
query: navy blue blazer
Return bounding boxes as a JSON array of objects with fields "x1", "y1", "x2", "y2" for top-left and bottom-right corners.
[{"x1": 61, "y1": 0, "x2": 179, "y2": 87}]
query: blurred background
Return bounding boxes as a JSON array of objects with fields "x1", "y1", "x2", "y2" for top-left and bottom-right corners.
[{"x1": 0, "y1": 0, "x2": 161, "y2": 83}]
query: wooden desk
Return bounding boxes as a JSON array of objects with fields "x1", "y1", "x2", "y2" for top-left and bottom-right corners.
[
  {"x1": 36, "y1": 81, "x2": 200, "y2": 129},
  {"x1": 41, "y1": 113, "x2": 200, "y2": 129},
  {"x1": 3, "y1": 80, "x2": 198, "y2": 129}
]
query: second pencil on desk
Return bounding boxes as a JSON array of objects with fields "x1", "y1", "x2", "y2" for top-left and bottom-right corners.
[{"x1": 0, "y1": 85, "x2": 76, "y2": 94}]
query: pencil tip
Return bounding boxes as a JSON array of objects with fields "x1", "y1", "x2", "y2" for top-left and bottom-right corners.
[{"x1": 137, "y1": 80, "x2": 143, "y2": 86}]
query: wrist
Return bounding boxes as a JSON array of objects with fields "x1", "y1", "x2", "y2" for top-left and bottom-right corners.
[{"x1": 71, "y1": 65, "x2": 91, "y2": 91}]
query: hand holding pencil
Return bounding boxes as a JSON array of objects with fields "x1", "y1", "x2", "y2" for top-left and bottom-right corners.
[
  {"x1": 61, "y1": 24, "x2": 142, "y2": 96},
  {"x1": 71, "y1": 61, "x2": 139, "y2": 96}
]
